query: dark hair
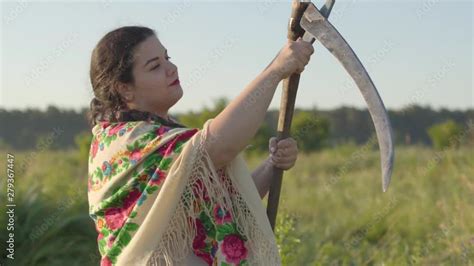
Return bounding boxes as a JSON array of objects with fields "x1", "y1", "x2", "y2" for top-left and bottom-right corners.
[{"x1": 88, "y1": 26, "x2": 162, "y2": 127}]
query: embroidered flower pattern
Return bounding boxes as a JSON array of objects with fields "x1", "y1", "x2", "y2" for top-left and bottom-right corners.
[
  {"x1": 88, "y1": 121, "x2": 198, "y2": 265},
  {"x1": 191, "y1": 170, "x2": 249, "y2": 266},
  {"x1": 88, "y1": 120, "x2": 249, "y2": 265}
]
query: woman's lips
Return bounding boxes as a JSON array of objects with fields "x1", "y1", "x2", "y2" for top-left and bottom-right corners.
[{"x1": 169, "y1": 78, "x2": 180, "y2": 86}]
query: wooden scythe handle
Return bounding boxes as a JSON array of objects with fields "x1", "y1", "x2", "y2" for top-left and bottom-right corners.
[{"x1": 266, "y1": 0, "x2": 311, "y2": 231}]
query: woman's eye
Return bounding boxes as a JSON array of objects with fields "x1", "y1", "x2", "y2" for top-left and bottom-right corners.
[{"x1": 151, "y1": 57, "x2": 171, "y2": 70}]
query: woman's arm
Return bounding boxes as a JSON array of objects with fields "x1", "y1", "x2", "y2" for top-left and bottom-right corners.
[
  {"x1": 251, "y1": 137, "x2": 299, "y2": 199},
  {"x1": 251, "y1": 155, "x2": 275, "y2": 199},
  {"x1": 205, "y1": 66, "x2": 281, "y2": 168},
  {"x1": 205, "y1": 39, "x2": 314, "y2": 169}
]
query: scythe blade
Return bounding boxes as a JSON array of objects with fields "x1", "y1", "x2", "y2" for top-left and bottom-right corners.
[{"x1": 300, "y1": 3, "x2": 395, "y2": 191}]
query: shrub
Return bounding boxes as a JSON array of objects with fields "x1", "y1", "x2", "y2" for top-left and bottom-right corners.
[{"x1": 427, "y1": 120, "x2": 463, "y2": 149}]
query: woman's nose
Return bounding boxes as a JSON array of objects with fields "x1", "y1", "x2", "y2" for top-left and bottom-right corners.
[{"x1": 166, "y1": 62, "x2": 177, "y2": 77}]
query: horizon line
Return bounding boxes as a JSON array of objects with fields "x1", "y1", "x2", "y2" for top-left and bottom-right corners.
[{"x1": 1, "y1": 104, "x2": 472, "y2": 114}]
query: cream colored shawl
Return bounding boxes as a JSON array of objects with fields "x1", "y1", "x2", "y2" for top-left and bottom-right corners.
[{"x1": 88, "y1": 118, "x2": 281, "y2": 265}]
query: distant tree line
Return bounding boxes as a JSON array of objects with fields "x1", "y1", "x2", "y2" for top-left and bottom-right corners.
[{"x1": 1, "y1": 98, "x2": 472, "y2": 152}]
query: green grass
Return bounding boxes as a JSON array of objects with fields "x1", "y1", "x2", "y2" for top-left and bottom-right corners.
[
  {"x1": 246, "y1": 145, "x2": 474, "y2": 265},
  {"x1": 0, "y1": 149, "x2": 99, "y2": 266},
  {"x1": 1, "y1": 145, "x2": 473, "y2": 265}
]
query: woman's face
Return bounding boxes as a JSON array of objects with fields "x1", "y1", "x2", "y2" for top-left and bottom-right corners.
[{"x1": 120, "y1": 35, "x2": 182, "y2": 118}]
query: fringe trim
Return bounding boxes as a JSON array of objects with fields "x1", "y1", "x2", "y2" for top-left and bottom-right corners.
[{"x1": 145, "y1": 129, "x2": 281, "y2": 266}]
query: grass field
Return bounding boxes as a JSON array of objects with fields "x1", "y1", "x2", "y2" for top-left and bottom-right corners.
[{"x1": 1, "y1": 144, "x2": 473, "y2": 265}]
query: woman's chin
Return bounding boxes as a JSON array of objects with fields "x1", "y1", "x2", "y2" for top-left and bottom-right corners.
[
  {"x1": 170, "y1": 86, "x2": 183, "y2": 103},
  {"x1": 175, "y1": 85, "x2": 183, "y2": 97}
]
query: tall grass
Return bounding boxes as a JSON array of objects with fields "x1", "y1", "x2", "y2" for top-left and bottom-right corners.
[
  {"x1": 247, "y1": 145, "x2": 474, "y2": 265},
  {"x1": 1, "y1": 144, "x2": 472, "y2": 265},
  {"x1": 0, "y1": 149, "x2": 99, "y2": 266}
]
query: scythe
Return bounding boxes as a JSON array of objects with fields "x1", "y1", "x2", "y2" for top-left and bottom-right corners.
[{"x1": 266, "y1": 0, "x2": 395, "y2": 231}]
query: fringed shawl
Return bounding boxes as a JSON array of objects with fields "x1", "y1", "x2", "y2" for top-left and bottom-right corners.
[{"x1": 87, "y1": 116, "x2": 281, "y2": 265}]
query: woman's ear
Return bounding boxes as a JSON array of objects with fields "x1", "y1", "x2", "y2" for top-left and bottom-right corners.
[{"x1": 116, "y1": 82, "x2": 135, "y2": 103}]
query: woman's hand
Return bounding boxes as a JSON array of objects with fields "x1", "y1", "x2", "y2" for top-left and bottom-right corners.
[
  {"x1": 268, "y1": 37, "x2": 314, "y2": 80},
  {"x1": 268, "y1": 137, "x2": 299, "y2": 170}
]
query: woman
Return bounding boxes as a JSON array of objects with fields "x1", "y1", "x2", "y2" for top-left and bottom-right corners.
[{"x1": 87, "y1": 26, "x2": 313, "y2": 266}]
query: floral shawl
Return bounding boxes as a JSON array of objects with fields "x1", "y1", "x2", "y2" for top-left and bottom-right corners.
[{"x1": 87, "y1": 113, "x2": 281, "y2": 265}]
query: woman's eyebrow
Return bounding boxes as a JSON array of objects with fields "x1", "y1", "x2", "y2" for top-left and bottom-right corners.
[{"x1": 143, "y1": 49, "x2": 168, "y2": 68}]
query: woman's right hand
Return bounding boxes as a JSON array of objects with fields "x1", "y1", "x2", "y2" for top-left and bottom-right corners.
[{"x1": 268, "y1": 37, "x2": 315, "y2": 80}]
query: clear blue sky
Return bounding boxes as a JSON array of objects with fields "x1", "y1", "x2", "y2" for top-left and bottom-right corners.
[{"x1": 1, "y1": 0, "x2": 472, "y2": 114}]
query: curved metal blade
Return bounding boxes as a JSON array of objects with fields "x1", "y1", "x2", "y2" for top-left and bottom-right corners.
[
  {"x1": 300, "y1": 3, "x2": 395, "y2": 192},
  {"x1": 302, "y1": 0, "x2": 335, "y2": 42}
]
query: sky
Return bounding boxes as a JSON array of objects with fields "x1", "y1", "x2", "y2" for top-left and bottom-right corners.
[{"x1": 1, "y1": 0, "x2": 473, "y2": 114}]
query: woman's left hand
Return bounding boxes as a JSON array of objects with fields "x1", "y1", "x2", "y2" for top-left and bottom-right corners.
[{"x1": 268, "y1": 137, "x2": 298, "y2": 170}]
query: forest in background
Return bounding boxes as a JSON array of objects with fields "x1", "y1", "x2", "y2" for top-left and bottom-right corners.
[{"x1": 0, "y1": 98, "x2": 473, "y2": 153}]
